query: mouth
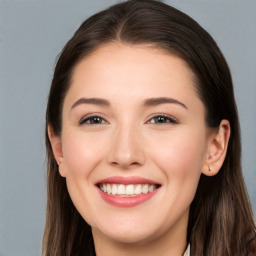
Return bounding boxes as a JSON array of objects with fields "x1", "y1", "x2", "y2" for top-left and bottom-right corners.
[
  {"x1": 97, "y1": 183, "x2": 160, "y2": 197},
  {"x1": 95, "y1": 176, "x2": 161, "y2": 207}
]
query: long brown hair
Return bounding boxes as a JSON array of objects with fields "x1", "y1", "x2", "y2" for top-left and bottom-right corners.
[{"x1": 43, "y1": 1, "x2": 256, "y2": 255}]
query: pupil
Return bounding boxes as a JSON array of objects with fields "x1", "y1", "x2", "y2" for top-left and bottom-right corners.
[
  {"x1": 92, "y1": 117, "x2": 101, "y2": 123},
  {"x1": 157, "y1": 116, "x2": 165, "y2": 123}
]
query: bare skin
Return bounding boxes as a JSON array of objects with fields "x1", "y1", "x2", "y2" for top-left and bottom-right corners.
[{"x1": 48, "y1": 43, "x2": 230, "y2": 256}]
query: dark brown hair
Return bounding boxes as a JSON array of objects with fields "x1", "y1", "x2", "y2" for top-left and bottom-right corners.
[{"x1": 43, "y1": 1, "x2": 256, "y2": 255}]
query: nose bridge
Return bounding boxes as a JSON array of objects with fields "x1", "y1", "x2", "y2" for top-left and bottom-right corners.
[{"x1": 107, "y1": 120, "x2": 145, "y2": 168}]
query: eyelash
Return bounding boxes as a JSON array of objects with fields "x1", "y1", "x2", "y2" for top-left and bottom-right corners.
[
  {"x1": 147, "y1": 114, "x2": 179, "y2": 125},
  {"x1": 79, "y1": 114, "x2": 179, "y2": 125},
  {"x1": 79, "y1": 115, "x2": 108, "y2": 125}
]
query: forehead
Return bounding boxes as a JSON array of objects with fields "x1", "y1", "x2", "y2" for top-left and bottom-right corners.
[{"x1": 64, "y1": 42, "x2": 202, "y2": 111}]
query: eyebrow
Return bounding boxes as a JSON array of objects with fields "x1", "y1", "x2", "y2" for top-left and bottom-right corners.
[
  {"x1": 71, "y1": 97, "x2": 187, "y2": 110},
  {"x1": 71, "y1": 97, "x2": 110, "y2": 109},
  {"x1": 143, "y1": 97, "x2": 188, "y2": 109}
]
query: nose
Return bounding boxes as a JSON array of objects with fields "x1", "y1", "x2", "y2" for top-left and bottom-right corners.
[{"x1": 107, "y1": 124, "x2": 145, "y2": 169}]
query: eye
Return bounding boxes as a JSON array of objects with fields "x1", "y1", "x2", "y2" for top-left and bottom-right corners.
[
  {"x1": 79, "y1": 115, "x2": 108, "y2": 125},
  {"x1": 148, "y1": 115, "x2": 179, "y2": 124}
]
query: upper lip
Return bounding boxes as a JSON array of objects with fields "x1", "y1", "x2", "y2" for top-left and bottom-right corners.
[{"x1": 96, "y1": 176, "x2": 160, "y2": 185}]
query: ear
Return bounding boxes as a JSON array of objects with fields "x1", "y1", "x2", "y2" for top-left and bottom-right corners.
[
  {"x1": 47, "y1": 125, "x2": 66, "y2": 177},
  {"x1": 202, "y1": 120, "x2": 231, "y2": 176}
]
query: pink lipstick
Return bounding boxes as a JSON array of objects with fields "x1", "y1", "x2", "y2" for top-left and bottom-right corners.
[{"x1": 96, "y1": 176, "x2": 160, "y2": 207}]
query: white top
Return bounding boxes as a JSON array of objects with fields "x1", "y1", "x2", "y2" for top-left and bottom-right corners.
[{"x1": 183, "y1": 244, "x2": 190, "y2": 256}]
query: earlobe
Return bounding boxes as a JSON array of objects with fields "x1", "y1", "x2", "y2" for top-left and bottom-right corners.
[
  {"x1": 202, "y1": 120, "x2": 231, "y2": 177},
  {"x1": 47, "y1": 126, "x2": 65, "y2": 176}
]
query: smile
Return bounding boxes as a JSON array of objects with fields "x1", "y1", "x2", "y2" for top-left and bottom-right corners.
[
  {"x1": 96, "y1": 176, "x2": 161, "y2": 207},
  {"x1": 98, "y1": 183, "x2": 158, "y2": 197}
]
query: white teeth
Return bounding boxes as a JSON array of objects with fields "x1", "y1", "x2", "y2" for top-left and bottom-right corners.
[
  {"x1": 107, "y1": 184, "x2": 111, "y2": 194},
  {"x1": 112, "y1": 184, "x2": 118, "y2": 195},
  {"x1": 117, "y1": 184, "x2": 125, "y2": 195},
  {"x1": 142, "y1": 184, "x2": 149, "y2": 194},
  {"x1": 126, "y1": 184, "x2": 134, "y2": 195},
  {"x1": 149, "y1": 184, "x2": 154, "y2": 192},
  {"x1": 99, "y1": 183, "x2": 158, "y2": 196},
  {"x1": 134, "y1": 184, "x2": 142, "y2": 195}
]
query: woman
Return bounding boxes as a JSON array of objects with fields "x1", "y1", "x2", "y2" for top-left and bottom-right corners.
[{"x1": 43, "y1": 1, "x2": 256, "y2": 255}]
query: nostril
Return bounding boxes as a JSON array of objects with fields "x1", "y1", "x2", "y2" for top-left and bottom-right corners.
[{"x1": 111, "y1": 161, "x2": 141, "y2": 169}]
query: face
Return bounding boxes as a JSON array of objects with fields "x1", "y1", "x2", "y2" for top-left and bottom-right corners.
[{"x1": 55, "y1": 43, "x2": 212, "y2": 245}]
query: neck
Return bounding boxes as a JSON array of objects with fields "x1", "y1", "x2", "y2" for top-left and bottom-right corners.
[{"x1": 92, "y1": 211, "x2": 189, "y2": 256}]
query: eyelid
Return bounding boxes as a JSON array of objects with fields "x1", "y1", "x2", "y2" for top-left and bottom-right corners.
[
  {"x1": 79, "y1": 113, "x2": 180, "y2": 125},
  {"x1": 79, "y1": 114, "x2": 109, "y2": 125},
  {"x1": 146, "y1": 114, "x2": 180, "y2": 124}
]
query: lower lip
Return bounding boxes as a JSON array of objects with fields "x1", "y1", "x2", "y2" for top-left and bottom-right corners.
[{"x1": 96, "y1": 186, "x2": 160, "y2": 207}]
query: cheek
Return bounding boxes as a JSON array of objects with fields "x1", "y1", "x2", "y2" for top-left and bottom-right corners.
[
  {"x1": 60, "y1": 131, "x2": 110, "y2": 225},
  {"x1": 148, "y1": 127, "x2": 206, "y2": 191},
  {"x1": 62, "y1": 130, "x2": 108, "y2": 177}
]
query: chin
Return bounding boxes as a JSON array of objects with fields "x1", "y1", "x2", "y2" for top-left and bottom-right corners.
[
  {"x1": 92, "y1": 212, "x2": 175, "y2": 246},
  {"x1": 94, "y1": 225, "x2": 159, "y2": 244}
]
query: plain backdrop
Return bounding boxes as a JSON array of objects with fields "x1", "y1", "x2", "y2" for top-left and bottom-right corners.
[{"x1": 0, "y1": 1, "x2": 255, "y2": 255}]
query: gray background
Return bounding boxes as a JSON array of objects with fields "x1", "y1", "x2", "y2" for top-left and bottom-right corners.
[{"x1": 0, "y1": 1, "x2": 255, "y2": 255}]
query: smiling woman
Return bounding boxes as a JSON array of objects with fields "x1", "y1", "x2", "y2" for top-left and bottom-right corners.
[{"x1": 43, "y1": 1, "x2": 256, "y2": 256}]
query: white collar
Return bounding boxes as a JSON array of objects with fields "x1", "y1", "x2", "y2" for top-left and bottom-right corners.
[{"x1": 183, "y1": 244, "x2": 190, "y2": 256}]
